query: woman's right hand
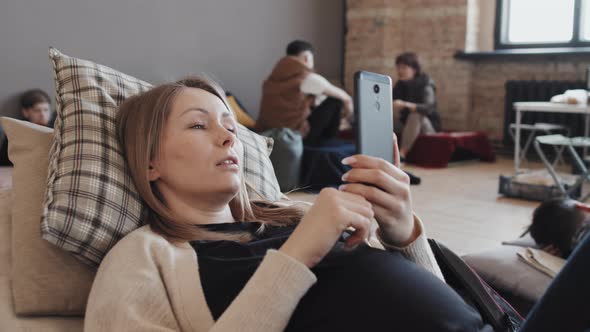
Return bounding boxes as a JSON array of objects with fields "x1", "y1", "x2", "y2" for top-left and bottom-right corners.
[{"x1": 279, "y1": 188, "x2": 374, "y2": 268}]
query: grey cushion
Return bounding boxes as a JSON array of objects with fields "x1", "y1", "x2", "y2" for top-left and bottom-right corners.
[
  {"x1": 463, "y1": 246, "x2": 553, "y2": 315},
  {"x1": 261, "y1": 128, "x2": 303, "y2": 192}
]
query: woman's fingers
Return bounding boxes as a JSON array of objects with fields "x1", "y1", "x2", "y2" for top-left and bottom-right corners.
[
  {"x1": 342, "y1": 168, "x2": 410, "y2": 198},
  {"x1": 393, "y1": 133, "x2": 401, "y2": 168},
  {"x1": 342, "y1": 154, "x2": 409, "y2": 183},
  {"x1": 339, "y1": 182, "x2": 395, "y2": 209},
  {"x1": 336, "y1": 191, "x2": 375, "y2": 222},
  {"x1": 343, "y1": 211, "x2": 373, "y2": 248},
  {"x1": 334, "y1": 191, "x2": 374, "y2": 248}
]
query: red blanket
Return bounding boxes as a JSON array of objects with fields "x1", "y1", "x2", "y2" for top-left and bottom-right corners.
[{"x1": 406, "y1": 132, "x2": 495, "y2": 168}]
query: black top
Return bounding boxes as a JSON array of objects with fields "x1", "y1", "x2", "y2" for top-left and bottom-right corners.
[
  {"x1": 392, "y1": 73, "x2": 442, "y2": 131},
  {"x1": 192, "y1": 222, "x2": 492, "y2": 332}
]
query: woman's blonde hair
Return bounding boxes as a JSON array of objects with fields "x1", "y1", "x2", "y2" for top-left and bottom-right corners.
[{"x1": 117, "y1": 76, "x2": 304, "y2": 242}]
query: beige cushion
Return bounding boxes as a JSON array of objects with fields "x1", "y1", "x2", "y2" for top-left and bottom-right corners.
[
  {"x1": 463, "y1": 245, "x2": 552, "y2": 314},
  {"x1": 0, "y1": 189, "x2": 12, "y2": 277},
  {"x1": 0, "y1": 277, "x2": 84, "y2": 331},
  {"x1": 3, "y1": 117, "x2": 94, "y2": 316}
]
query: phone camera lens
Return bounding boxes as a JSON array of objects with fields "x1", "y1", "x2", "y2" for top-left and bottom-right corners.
[{"x1": 373, "y1": 84, "x2": 380, "y2": 94}]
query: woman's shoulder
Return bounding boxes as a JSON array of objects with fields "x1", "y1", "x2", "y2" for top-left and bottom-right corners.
[
  {"x1": 420, "y1": 73, "x2": 436, "y2": 87},
  {"x1": 99, "y1": 225, "x2": 192, "y2": 272},
  {"x1": 114, "y1": 224, "x2": 174, "y2": 250}
]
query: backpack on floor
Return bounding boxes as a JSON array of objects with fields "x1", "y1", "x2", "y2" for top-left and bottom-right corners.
[{"x1": 428, "y1": 239, "x2": 524, "y2": 332}]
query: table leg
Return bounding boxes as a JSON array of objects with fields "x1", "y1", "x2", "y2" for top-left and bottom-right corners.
[{"x1": 515, "y1": 109, "x2": 522, "y2": 172}]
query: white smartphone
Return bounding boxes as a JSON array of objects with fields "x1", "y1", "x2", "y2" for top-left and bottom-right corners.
[{"x1": 354, "y1": 71, "x2": 394, "y2": 163}]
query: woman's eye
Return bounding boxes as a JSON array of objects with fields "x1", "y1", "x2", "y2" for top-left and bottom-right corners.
[
  {"x1": 226, "y1": 127, "x2": 237, "y2": 135},
  {"x1": 191, "y1": 124, "x2": 206, "y2": 129}
]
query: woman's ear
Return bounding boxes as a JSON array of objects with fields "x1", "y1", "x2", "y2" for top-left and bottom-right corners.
[{"x1": 148, "y1": 162, "x2": 160, "y2": 181}]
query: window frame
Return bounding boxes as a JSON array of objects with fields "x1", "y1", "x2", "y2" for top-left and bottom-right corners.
[{"x1": 495, "y1": 0, "x2": 589, "y2": 49}]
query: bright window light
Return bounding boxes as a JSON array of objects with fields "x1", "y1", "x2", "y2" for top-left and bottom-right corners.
[
  {"x1": 581, "y1": 0, "x2": 590, "y2": 40},
  {"x1": 506, "y1": 0, "x2": 575, "y2": 44}
]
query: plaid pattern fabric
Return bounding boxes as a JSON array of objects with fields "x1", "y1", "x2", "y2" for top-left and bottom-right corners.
[
  {"x1": 42, "y1": 48, "x2": 282, "y2": 266},
  {"x1": 238, "y1": 125, "x2": 281, "y2": 200}
]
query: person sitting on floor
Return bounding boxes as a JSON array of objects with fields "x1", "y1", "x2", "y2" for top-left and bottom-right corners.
[
  {"x1": 523, "y1": 198, "x2": 590, "y2": 259},
  {"x1": 392, "y1": 52, "x2": 442, "y2": 160},
  {"x1": 256, "y1": 40, "x2": 353, "y2": 145},
  {"x1": 0, "y1": 89, "x2": 54, "y2": 166}
]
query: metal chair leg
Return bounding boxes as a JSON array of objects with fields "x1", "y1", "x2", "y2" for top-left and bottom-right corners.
[
  {"x1": 519, "y1": 129, "x2": 536, "y2": 164},
  {"x1": 565, "y1": 144, "x2": 589, "y2": 198},
  {"x1": 534, "y1": 139, "x2": 567, "y2": 194}
]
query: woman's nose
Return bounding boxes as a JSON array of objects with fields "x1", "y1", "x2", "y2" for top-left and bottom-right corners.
[{"x1": 219, "y1": 127, "x2": 235, "y2": 148}]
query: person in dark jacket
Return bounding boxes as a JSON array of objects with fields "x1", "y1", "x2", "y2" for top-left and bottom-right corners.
[
  {"x1": 392, "y1": 52, "x2": 442, "y2": 159},
  {"x1": 0, "y1": 89, "x2": 54, "y2": 166}
]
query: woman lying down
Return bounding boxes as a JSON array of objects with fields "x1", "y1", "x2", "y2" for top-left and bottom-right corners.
[{"x1": 85, "y1": 76, "x2": 589, "y2": 331}]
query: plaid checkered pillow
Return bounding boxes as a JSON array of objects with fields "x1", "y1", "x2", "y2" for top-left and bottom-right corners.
[{"x1": 42, "y1": 48, "x2": 282, "y2": 266}]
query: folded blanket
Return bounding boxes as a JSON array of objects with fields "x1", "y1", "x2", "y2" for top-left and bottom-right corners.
[{"x1": 517, "y1": 247, "x2": 566, "y2": 278}]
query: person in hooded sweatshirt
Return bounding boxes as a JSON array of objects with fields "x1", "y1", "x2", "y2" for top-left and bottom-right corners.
[
  {"x1": 256, "y1": 40, "x2": 353, "y2": 145},
  {"x1": 392, "y1": 52, "x2": 442, "y2": 160}
]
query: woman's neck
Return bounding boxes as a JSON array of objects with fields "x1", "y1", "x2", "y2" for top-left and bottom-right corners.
[{"x1": 162, "y1": 190, "x2": 237, "y2": 225}]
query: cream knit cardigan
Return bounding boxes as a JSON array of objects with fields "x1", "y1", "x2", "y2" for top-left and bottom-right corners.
[{"x1": 85, "y1": 216, "x2": 443, "y2": 331}]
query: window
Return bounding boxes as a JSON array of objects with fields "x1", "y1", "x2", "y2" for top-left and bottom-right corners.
[{"x1": 495, "y1": 0, "x2": 589, "y2": 49}]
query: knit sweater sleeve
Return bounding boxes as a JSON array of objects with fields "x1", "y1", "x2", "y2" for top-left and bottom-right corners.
[
  {"x1": 377, "y1": 215, "x2": 445, "y2": 282},
  {"x1": 85, "y1": 239, "x2": 182, "y2": 331},
  {"x1": 210, "y1": 249, "x2": 317, "y2": 332}
]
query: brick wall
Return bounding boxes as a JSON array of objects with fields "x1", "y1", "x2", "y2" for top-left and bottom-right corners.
[{"x1": 345, "y1": 0, "x2": 590, "y2": 141}]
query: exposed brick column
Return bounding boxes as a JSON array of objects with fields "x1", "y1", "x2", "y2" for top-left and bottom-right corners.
[{"x1": 344, "y1": 0, "x2": 404, "y2": 91}]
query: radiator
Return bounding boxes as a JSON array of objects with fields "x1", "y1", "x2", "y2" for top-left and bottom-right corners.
[{"x1": 503, "y1": 80, "x2": 586, "y2": 146}]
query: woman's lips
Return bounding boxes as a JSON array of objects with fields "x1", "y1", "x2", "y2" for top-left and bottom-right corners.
[{"x1": 216, "y1": 156, "x2": 239, "y2": 170}]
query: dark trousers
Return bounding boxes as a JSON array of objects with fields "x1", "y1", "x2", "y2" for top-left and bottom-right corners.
[
  {"x1": 304, "y1": 97, "x2": 342, "y2": 146},
  {"x1": 520, "y1": 232, "x2": 590, "y2": 331}
]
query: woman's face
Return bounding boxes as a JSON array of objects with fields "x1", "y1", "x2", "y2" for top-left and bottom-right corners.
[
  {"x1": 149, "y1": 87, "x2": 243, "y2": 203},
  {"x1": 396, "y1": 64, "x2": 416, "y2": 81}
]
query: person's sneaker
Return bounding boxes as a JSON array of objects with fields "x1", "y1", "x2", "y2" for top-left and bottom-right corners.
[{"x1": 404, "y1": 170, "x2": 421, "y2": 185}]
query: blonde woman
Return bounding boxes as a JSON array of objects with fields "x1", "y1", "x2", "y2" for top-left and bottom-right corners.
[{"x1": 85, "y1": 77, "x2": 491, "y2": 331}]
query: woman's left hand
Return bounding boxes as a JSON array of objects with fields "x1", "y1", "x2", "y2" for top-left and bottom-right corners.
[{"x1": 339, "y1": 134, "x2": 417, "y2": 247}]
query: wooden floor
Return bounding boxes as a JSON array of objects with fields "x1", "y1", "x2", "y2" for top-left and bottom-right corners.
[
  {"x1": 290, "y1": 157, "x2": 543, "y2": 256},
  {"x1": 404, "y1": 157, "x2": 539, "y2": 255}
]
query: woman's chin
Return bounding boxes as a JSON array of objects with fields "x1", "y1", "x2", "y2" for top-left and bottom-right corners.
[{"x1": 220, "y1": 178, "x2": 241, "y2": 195}]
